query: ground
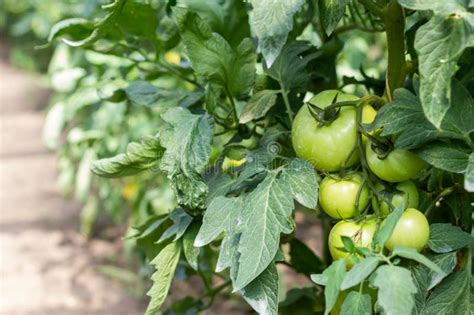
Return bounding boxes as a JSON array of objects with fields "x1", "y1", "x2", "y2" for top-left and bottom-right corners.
[{"x1": 0, "y1": 48, "x2": 143, "y2": 315}]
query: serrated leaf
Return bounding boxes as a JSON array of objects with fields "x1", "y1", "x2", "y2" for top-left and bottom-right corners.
[
  {"x1": 194, "y1": 196, "x2": 242, "y2": 247},
  {"x1": 415, "y1": 13, "x2": 472, "y2": 128},
  {"x1": 397, "y1": 0, "x2": 467, "y2": 14},
  {"x1": 341, "y1": 257, "x2": 381, "y2": 290},
  {"x1": 282, "y1": 158, "x2": 320, "y2": 209},
  {"x1": 173, "y1": 7, "x2": 256, "y2": 98},
  {"x1": 391, "y1": 246, "x2": 444, "y2": 274},
  {"x1": 183, "y1": 221, "x2": 200, "y2": 270},
  {"x1": 319, "y1": 0, "x2": 349, "y2": 36},
  {"x1": 373, "y1": 204, "x2": 404, "y2": 249},
  {"x1": 415, "y1": 142, "x2": 471, "y2": 173},
  {"x1": 323, "y1": 260, "x2": 347, "y2": 315},
  {"x1": 370, "y1": 265, "x2": 417, "y2": 315},
  {"x1": 249, "y1": 0, "x2": 305, "y2": 67},
  {"x1": 340, "y1": 291, "x2": 372, "y2": 315},
  {"x1": 234, "y1": 171, "x2": 295, "y2": 290},
  {"x1": 369, "y1": 88, "x2": 465, "y2": 149},
  {"x1": 464, "y1": 153, "x2": 474, "y2": 192},
  {"x1": 428, "y1": 223, "x2": 473, "y2": 253},
  {"x1": 92, "y1": 136, "x2": 164, "y2": 178},
  {"x1": 125, "y1": 81, "x2": 182, "y2": 107},
  {"x1": 145, "y1": 241, "x2": 181, "y2": 315},
  {"x1": 240, "y1": 263, "x2": 279, "y2": 315},
  {"x1": 239, "y1": 90, "x2": 278, "y2": 124},
  {"x1": 265, "y1": 41, "x2": 318, "y2": 91},
  {"x1": 422, "y1": 268, "x2": 471, "y2": 314},
  {"x1": 159, "y1": 107, "x2": 214, "y2": 209},
  {"x1": 158, "y1": 208, "x2": 193, "y2": 243}
]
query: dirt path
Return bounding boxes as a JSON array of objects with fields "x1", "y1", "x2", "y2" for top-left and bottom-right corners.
[{"x1": 0, "y1": 52, "x2": 142, "y2": 315}]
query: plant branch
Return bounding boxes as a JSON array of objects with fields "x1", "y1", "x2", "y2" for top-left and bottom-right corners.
[
  {"x1": 279, "y1": 84, "x2": 294, "y2": 125},
  {"x1": 382, "y1": 0, "x2": 407, "y2": 101}
]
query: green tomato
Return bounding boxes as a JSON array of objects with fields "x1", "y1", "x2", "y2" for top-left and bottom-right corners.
[
  {"x1": 292, "y1": 90, "x2": 359, "y2": 172},
  {"x1": 319, "y1": 173, "x2": 370, "y2": 219},
  {"x1": 372, "y1": 180, "x2": 419, "y2": 216},
  {"x1": 328, "y1": 219, "x2": 377, "y2": 268},
  {"x1": 385, "y1": 208, "x2": 429, "y2": 252},
  {"x1": 365, "y1": 139, "x2": 426, "y2": 182}
]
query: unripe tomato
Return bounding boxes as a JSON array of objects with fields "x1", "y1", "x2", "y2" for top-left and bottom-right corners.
[
  {"x1": 292, "y1": 90, "x2": 359, "y2": 172},
  {"x1": 319, "y1": 173, "x2": 370, "y2": 219},
  {"x1": 362, "y1": 103, "x2": 377, "y2": 124},
  {"x1": 372, "y1": 180, "x2": 419, "y2": 216},
  {"x1": 328, "y1": 219, "x2": 377, "y2": 268},
  {"x1": 385, "y1": 208, "x2": 429, "y2": 252},
  {"x1": 222, "y1": 157, "x2": 246, "y2": 173},
  {"x1": 365, "y1": 139, "x2": 426, "y2": 182},
  {"x1": 164, "y1": 51, "x2": 181, "y2": 65}
]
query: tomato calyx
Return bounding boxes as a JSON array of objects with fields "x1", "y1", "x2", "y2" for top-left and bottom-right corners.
[
  {"x1": 307, "y1": 94, "x2": 358, "y2": 126},
  {"x1": 370, "y1": 137, "x2": 393, "y2": 160}
]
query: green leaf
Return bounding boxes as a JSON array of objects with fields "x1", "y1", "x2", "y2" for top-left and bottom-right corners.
[
  {"x1": 289, "y1": 238, "x2": 325, "y2": 276},
  {"x1": 50, "y1": 0, "x2": 126, "y2": 47},
  {"x1": 159, "y1": 107, "x2": 214, "y2": 209},
  {"x1": 341, "y1": 257, "x2": 381, "y2": 290},
  {"x1": 194, "y1": 196, "x2": 242, "y2": 247},
  {"x1": 322, "y1": 260, "x2": 347, "y2": 315},
  {"x1": 158, "y1": 208, "x2": 193, "y2": 243},
  {"x1": 249, "y1": 0, "x2": 305, "y2": 67},
  {"x1": 369, "y1": 88, "x2": 466, "y2": 149},
  {"x1": 422, "y1": 268, "x2": 471, "y2": 314},
  {"x1": 391, "y1": 246, "x2": 444, "y2": 274},
  {"x1": 75, "y1": 148, "x2": 96, "y2": 202},
  {"x1": 373, "y1": 204, "x2": 404, "y2": 249},
  {"x1": 239, "y1": 90, "x2": 278, "y2": 124},
  {"x1": 412, "y1": 252, "x2": 457, "y2": 297},
  {"x1": 397, "y1": 0, "x2": 468, "y2": 14},
  {"x1": 43, "y1": 102, "x2": 66, "y2": 149},
  {"x1": 465, "y1": 153, "x2": 474, "y2": 192},
  {"x1": 282, "y1": 158, "x2": 320, "y2": 209},
  {"x1": 124, "y1": 81, "x2": 182, "y2": 107},
  {"x1": 319, "y1": 0, "x2": 349, "y2": 36},
  {"x1": 428, "y1": 223, "x2": 473, "y2": 253},
  {"x1": 370, "y1": 265, "x2": 417, "y2": 315},
  {"x1": 173, "y1": 7, "x2": 256, "y2": 98},
  {"x1": 234, "y1": 171, "x2": 295, "y2": 290},
  {"x1": 265, "y1": 41, "x2": 318, "y2": 91},
  {"x1": 340, "y1": 291, "x2": 372, "y2": 315},
  {"x1": 145, "y1": 241, "x2": 181, "y2": 315},
  {"x1": 240, "y1": 263, "x2": 279, "y2": 315},
  {"x1": 415, "y1": 142, "x2": 471, "y2": 173},
  {"x1": 182, "y1": 221, "x2": 200, "y2": 270},
  {"x1": 415, "y1": 13, "x2": 472, "y2": 128},
  {"x1": 92, "y1": 136, "x2": 164, "y2": 178},
  {"x1": 47, "y1": 18, "x2": 93, "y2": 43}
]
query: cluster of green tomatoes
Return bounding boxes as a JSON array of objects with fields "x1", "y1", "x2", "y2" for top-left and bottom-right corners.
[{"x1": 292, "y1": 90, "x2": 430, "y2": 267}]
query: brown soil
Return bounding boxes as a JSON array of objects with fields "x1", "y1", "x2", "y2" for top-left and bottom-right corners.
[{"x1": 0, "y1": 47, "x2": 143, "y2": 315}]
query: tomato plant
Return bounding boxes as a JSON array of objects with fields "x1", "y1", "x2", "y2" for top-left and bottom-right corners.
[{"x1": 7, "y1": 0, "x2": 472, "y2": 313}]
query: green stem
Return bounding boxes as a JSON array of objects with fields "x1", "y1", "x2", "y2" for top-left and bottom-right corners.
[
  {"x1": 383, "y1": 0, "x2": 407, "y2": 101},
  {"x1": 225, "y1": 88, "x2": 239, "y2": 124},
  {"x1": 280, "y1": 85, "x2": 294, "y2": 125}
]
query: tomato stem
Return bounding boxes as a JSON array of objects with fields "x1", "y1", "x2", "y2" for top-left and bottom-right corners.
[
  {"x1": 382, "y1": 0, "x2": 407, "y2": 101},
  {"x1": 279, "y1": 85, "x2": 294, "y2": 125}
]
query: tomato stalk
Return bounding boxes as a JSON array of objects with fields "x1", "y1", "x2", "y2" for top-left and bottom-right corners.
[{"x1": 382, "y1": 0, "x2": 407, "y2": 101}]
